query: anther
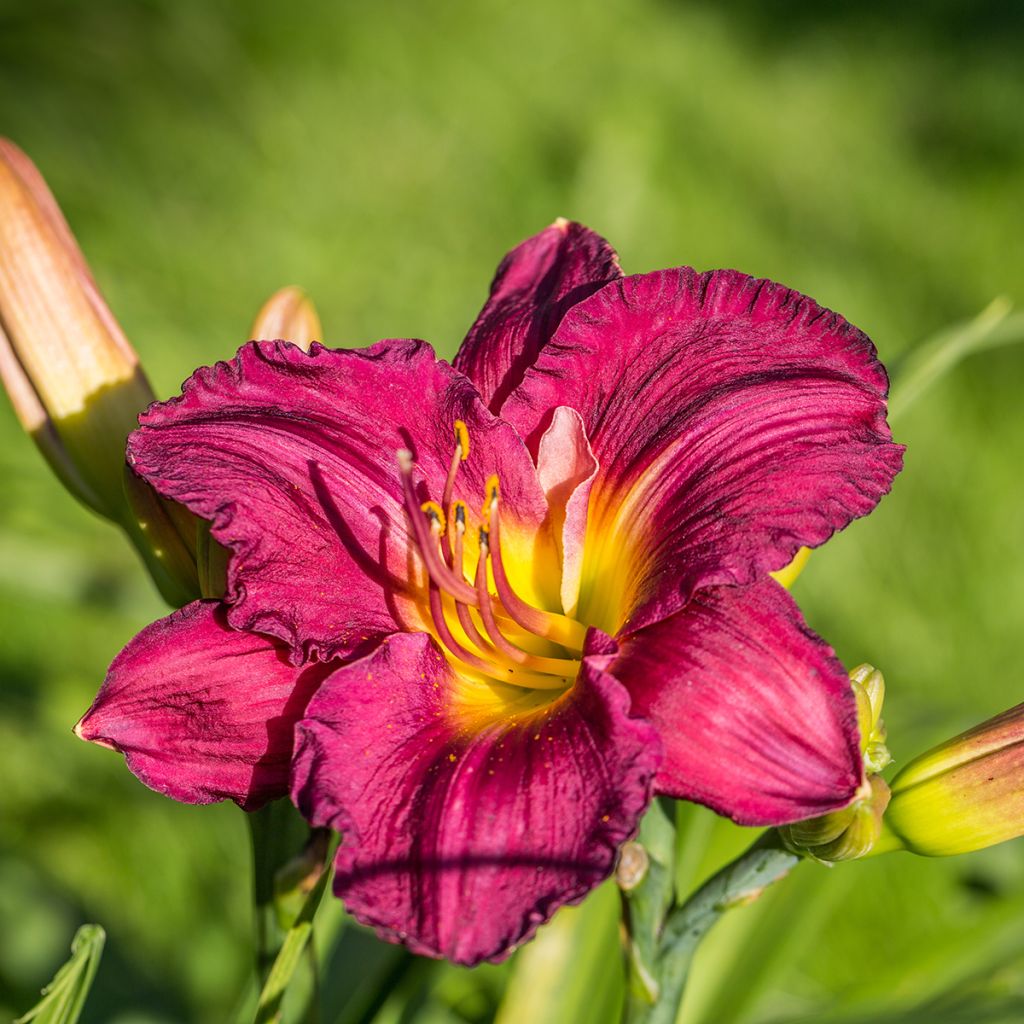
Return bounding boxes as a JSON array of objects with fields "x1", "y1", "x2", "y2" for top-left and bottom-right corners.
[
  {"x1": 398, "y1": 454, "x2": 477, "y2": 605},
  {"x1": 421, "y1": 500, "x2": 446, "y2": 535},
  {"x1": 454, "y1": 420, "x2": 470, "y2": 460}
]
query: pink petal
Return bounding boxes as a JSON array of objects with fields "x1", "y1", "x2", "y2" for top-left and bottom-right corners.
[
  {"x1": 535, "y1": 406, "x2": 598, "y2": 616},
  {"x1": 76, "y1": 601, "x2": 331, "y2": 809},
  {"x1": 613, "y1": 579, "x2": 863, "y2": 826},
  {"x1": 127, "y1": 339, "x2": 550, "y2": 663},
  {"x1": 453, "y1": 220, "x2": 621, "y2": 412},
  {"x1": 502, "y1": 269, "x2": 904, "y2": 634},
  {"x1": 291, "y1": 630, "x2": 660, "y2": 965}
]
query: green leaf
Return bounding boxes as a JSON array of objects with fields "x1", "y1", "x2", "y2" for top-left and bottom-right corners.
[
  {"x1": 253, "y1": 856, "x2": 335, "y2": 1024},
  {"x1": 494, "y1": 880, "x2": 624, "y2": 1024},
  {"x1": 15, "y1": 924, "x2": 105, "y2": 1024},
  {"x1": 888, "y1": 298, "x2": 1024, "y2": 422}
]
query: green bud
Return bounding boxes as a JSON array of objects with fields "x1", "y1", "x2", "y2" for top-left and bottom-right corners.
[{"x1": 881, "y1": 703, "x2": 1024, "y2": 857}]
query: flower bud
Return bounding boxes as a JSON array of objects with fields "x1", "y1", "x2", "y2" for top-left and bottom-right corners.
[
  {"x1": 0, "y1": 138, "x2": 154, "y2": 520},
  {"x1": 249, "y1": 286, "x2": 322, "y2": 351},
  {"x1": 779, "y1": 664, "x2": 893, "y2": 862},
  {"x1": 0, "y1": 139, "x2": 199, "y2": 606},
  {"x1": 881, "y1": 703, "x2": 1024, "y2": 857},
  {"x1": 781, "y1": 775, "x2": 891, "y2": 862},
  {"x1": 849, "y1": 663, "x2": 892, "y2": 773}
]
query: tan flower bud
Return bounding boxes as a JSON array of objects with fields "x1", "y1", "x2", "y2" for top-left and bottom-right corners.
[
  {"x1": 0, "y1": 139, "x2": 153, "y2": 519},
  {"x1": 249, "y1": 286, "x2": 322, "y2": 351},
  {"x1": 0, "y1": 139, "x2": 198, "y2": 605}
]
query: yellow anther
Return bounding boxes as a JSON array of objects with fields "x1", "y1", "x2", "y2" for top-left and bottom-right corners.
[
  {"x1": 421, "y1": 500, "x2": 446, "y2": 534},
  {"x1": 485, "y1": 473, "x2": 500, "y2": 504},
  {"x1": 454, "y1": 420, "x2": 470, "y2": 460},
  {"x1": 452, "y1": 499, "x2": 468, "y2": 532}
]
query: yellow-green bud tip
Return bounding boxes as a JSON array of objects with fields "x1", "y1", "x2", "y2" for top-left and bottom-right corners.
[{"x1": 884, "y1": 702, "x2": 1024, "y2": 857}]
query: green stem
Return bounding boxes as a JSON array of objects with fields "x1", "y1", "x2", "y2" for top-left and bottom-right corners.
[
  {"x1": 625, "y1": 833, "x2": 799, "y2": 1024},
  {"x1": 247, "y1": 801, "x2": 311, "y2": 985}
]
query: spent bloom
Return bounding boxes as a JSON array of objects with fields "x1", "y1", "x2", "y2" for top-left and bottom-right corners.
[{"x1": 77, "y1": 221, "x2": 903, "y2": 963}]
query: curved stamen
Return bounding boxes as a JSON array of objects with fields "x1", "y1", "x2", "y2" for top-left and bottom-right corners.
[
  {"x1": 475, "y1": 531, "x2": 580, "y2": 677},
  {"x1": 486, "y1": 483, "x2": 588, "y2": 652},
  {"x1": 398, "y1": 452, "x2": 478, "y2": 605},
  {"x1": 441, "y1": 422, "x2": 470, "y2": 562},
  {"x1": 426, "y1": 582, "x2": 566, "y2": 690},
  {"x1": 451, "y1": 510, "x2": 493, "y2": 654}
]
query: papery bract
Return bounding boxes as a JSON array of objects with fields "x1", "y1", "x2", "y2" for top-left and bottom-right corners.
[{"x1": 78, "y1": 220, "x2": 903, "y2": 964}]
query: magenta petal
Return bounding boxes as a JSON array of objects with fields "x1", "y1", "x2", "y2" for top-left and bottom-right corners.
[
  {"x1": 613, "y1": 579, "x2": 863, "y2": 826},
  {"x1": 76, "y1": 601, "x2": 331, "y2": 809},
  {"x1": 502, "y1": 269, "x2": 904, "y2": 633},
  {"x1": 128, "y1": 339, "x2": 549, "y2": 663},
  {"x1": 291, "y1": 631, "x2": 660, "y2": 965},
  {"x1": 453, "y1": 220, "x2": 621, "y2": 412}
]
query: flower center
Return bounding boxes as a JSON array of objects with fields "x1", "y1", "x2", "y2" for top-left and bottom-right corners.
[{"x1": 398, "y1": 423, "x2": 586, "y2": 691}]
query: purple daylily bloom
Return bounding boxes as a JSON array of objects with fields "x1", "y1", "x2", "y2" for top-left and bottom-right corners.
[{"x1": 77, "y1": 221, "x2": 903, "y2": 964}]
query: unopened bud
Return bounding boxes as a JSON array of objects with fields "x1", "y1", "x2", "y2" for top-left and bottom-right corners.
[
  {"x1": 249, "y1": 286, "x2": 322, "y2": 351},
  {"x1": 850, "y1": 663, "x2": 892, "y2": 773},
  {"x1": 0, "y1": 139, "x2": 202, "y2": 606},
  {"x1": 0, "y1": 139, "x2": 155, "y2": 520},
  {"x1": 880, "y1": 703, "x2": 1024, "y2": 857}
]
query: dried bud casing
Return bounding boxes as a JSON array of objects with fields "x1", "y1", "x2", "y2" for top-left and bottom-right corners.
[{"x1": 882, "y1": 703, "x2": 1024, "y2": 856}]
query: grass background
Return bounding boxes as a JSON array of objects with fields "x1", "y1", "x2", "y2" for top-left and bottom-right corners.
[{"x1": 1, "y1": 0, "x2": 1023, "y2": 1021}]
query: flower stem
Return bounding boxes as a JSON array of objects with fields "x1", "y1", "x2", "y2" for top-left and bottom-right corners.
[
  {"x1": 246, "y1": 801, "x2": 313, "y2": 985},
  {"x1": 624, "y1": 832, "x2": 799, "y2": 1024}
]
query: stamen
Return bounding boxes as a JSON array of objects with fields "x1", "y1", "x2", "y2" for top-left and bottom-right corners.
[
  {"x1": 451, "y1": 515, "x2": 493, "y2": 653},
  {"x1": 426, "y1": 582, "x2": 566, "y2": 690},
  {"x1": 441, "y1": 425, "x2": 470, "y2": 561},
  {"x1": 398, "y1": 453, "x2": 477, "y2": 605},
  {"x1": 475, "y1": 531, "x2": 580, "y2": 677},
  {"x1": 488, "y1": 490, "x2": 588, "y2": 651}
]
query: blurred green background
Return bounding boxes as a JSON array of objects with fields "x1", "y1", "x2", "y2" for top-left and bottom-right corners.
[{"x1": 1, "y1": 0, "x2": 1023, "y2": 1021}]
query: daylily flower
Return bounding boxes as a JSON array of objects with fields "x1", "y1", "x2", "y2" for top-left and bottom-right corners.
[{"x1": 77, "y1": 220, "x2": 903, "y2": 964}]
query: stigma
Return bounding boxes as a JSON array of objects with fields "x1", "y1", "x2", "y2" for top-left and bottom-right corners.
[{"x1": 398, "y1": 423, "x2": 586, "y2": 691}]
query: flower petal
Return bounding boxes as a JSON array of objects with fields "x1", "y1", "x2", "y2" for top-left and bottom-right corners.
[
  {"x1": 127, "y1": 339, "x2": 550, "y2": 663},
  {"x1": 535, "y1": 406, "x2": 598, "y2": 617},
  {"x1": 613, "y1": 579, "x2": 863, "y2": 826},
  {"x1": 502, "y1": 269, "x2": 903, "y2": 634},
  {"x1": 453, "y1": 220, "x2": 621, "y2": 412},
  {"x1": 76, "y1": 601, "x2": 331, "y2": 809},
  {"x1": 291, "y1": 630, "x2": 660, "y2": 965}
]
